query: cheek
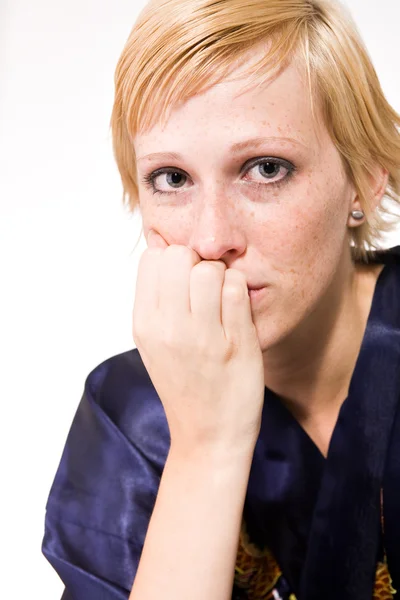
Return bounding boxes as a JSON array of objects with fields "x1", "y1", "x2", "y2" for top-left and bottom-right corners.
[
  {"x1": 271, "y1": 172, "x2": 348, "y2": 258},
  {"x1": 258, "y1": 173, "x2": 350, "y2": 300},
  {"x1": 140, "y1": 200, "x2": 194, "y2": 242},
  {"x1": 254, "y1": 176, "x2": 350, "y2": 345}
]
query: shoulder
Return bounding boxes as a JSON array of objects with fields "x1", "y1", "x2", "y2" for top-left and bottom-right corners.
[
  {"x1": 83, "y1": 347, "x2": 170, "y2": 463},
  {"x1": 43, "y1": 348, "x2": 167, "y2": 596},
  {"x1": 44, "y1": 347, "x2": 169, "y2": 547},
  {"x1": 45, "y1": 347, "x2": 170, "y2": 526},
  {"x1": 85, "y1": 346, "x2": 155, "y2": 410},
  {"x1": 85, "y1": 347, "x2": 150, "y2": 398}
]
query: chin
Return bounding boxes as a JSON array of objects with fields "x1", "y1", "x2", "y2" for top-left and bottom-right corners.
[
  {"x1": 254, "y1": 318, "x2": 283, "y2": 352},
  {"x1": 253, "y1": 308, "x2": 298, "y2": 354}
]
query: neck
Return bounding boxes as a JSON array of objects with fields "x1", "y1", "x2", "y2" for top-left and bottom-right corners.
[{"x1": 262, "y1": 254, "x2": 384, "y2": 424}]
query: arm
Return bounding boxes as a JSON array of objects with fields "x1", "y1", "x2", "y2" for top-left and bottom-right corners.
[
  {"x1": 129, "y1": 231, "x2": 265, "y2": 599},
  {"x1": 129, "y1": 444, "x2": 255, "y2": 600}
]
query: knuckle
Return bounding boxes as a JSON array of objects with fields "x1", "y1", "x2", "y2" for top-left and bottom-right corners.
[
  {"x1": 192, "y1": 260, "x2": 225, "y2": 281},
  {"x1": 139, "y1": 248, "x2": 163, "y2": 273},
  {"x1": 164, "y1": 245, "x2": 198, "y2": 268},
  {"x1": 223, "y1": 281, "x2": 244, "y2": 301},
  {"x1": 165, "y1": 244, "x2": 191, "y2": 258},
  {"x1": 196, "y1": 331, "x2": 215, "y2": 353},
  {"x1": 223, "y1": 269, "x2": 246, "y2": 299},
  {"x1": 160, "y1": 324, "x2": 179, "y2": 348},
  {"x1": 143, "y1": 247, "x2": 164, "y2": 260}
]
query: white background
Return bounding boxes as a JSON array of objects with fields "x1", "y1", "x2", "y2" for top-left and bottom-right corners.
[{"x1": 1, "y1": 0, "x2": 399, "y2": 598}]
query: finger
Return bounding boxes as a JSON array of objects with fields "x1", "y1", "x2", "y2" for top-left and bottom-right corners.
[
  {"x1": 146, "y1": 229, "x2": 169, "y2": 249},
  {"x1": 190, "y1": 260, "x2": 226, "y2": 329},
  {"x1": 133, "y1": 247, "x2": 163, "y2": 341},
  {"x1": 159, "y1": 245, "x2": 202, "y2": 325},
  {"x1": 221, "y1": 269, "x2": 255, "y2": 344},
  {"x1": 134, "y1": 228, "x2": 168, "y2": 339}
]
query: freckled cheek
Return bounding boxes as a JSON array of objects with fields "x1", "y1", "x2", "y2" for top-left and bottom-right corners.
[
  {"x1": 284, "y1": 178, "x2": 342, "y2": 242},
  {"x1": 140, "y1": 204, "x2": 193, "y2": 242},
  {"x1": 257, "y1": 182, "x2": 339, "y2": 293},
  {"x1": 260, "y1": 205, "x2": 323, "y2": 268},
  {"x1": 271, "y1": 181, "x2": 346, "y2": 306}
]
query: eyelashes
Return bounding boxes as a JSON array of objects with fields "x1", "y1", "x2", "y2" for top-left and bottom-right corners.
[
  {"x1": 142, "y1": 169, "x2": 188, "y2": 193},
  {"x1": 141, "y1": 157, "x2": 296, "y2": 196}
]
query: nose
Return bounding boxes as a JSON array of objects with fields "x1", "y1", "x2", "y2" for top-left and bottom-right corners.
[{"x1": 187, "y1": 192, "x2": 247, "y2": 261}]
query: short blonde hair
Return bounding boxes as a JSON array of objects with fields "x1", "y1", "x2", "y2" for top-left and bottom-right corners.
[{"x1": 110, "y1": 0, "x2": 400, "y2": 262}]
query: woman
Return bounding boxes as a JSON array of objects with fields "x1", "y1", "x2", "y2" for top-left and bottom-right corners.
[{"x1": 42, "y1": 0, "x2": 400, "y2": 598}]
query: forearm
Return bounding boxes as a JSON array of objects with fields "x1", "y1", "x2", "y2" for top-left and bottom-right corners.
[{"x1": 129, "y1": 444, "x2": 255, "y2": 600}]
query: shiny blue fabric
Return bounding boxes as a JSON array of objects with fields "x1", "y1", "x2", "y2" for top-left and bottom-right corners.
[{"x1": 42, "y1": 246, "x2": 400, "y2": 599}]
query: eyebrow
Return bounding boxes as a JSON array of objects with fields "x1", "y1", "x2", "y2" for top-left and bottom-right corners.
[{"x1": 136, "y1": 136, "x2": 308, "y2": 163}]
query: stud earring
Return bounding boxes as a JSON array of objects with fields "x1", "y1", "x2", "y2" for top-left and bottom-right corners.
[{"x1": 351, "y1": 210, "x2": 365, "y2": 221}]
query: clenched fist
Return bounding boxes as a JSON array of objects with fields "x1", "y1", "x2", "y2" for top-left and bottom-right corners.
[{"x1": 132, "y1": 230, "x2": 265, "y2": 458}]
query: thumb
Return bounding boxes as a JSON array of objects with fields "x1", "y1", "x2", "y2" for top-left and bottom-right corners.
[{"x1": 147, "y1": 229, "x2": 169, "y2": 249}]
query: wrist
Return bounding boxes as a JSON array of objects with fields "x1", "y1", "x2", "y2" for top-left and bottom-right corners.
[{"x1": 168, "y1": 439, "x2": 257, "y2": 471}]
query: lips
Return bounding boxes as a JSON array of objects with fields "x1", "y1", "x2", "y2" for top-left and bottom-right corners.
[{"x1": 247, "y1": 285, "x2": 266, "y2": 291}]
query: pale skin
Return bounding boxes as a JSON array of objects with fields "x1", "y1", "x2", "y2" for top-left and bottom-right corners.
[
  {"x1": 128, "y1": 52, "x2": 388, "y2": 599},
  {"x1": 135, "y1": 54, "x2": 388, "y2": 456}
]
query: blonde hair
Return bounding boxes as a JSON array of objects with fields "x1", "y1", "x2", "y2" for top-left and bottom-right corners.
[{"x1": 110, "y1": 0, "x2": 400, "y2": 262}]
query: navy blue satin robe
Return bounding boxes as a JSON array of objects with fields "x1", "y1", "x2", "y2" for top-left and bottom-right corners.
[{"x1": 42, "y1": 246, "x2": 400, "y2": 599}]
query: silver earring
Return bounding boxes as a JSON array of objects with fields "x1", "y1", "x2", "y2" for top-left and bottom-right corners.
[{"x1": 351, "y1": 210, "x2": 365, "y2": 220}]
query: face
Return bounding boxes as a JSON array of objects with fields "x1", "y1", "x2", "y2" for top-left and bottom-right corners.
[{"x1": 134, "y1": 55, "x2": 357, "y2": 352}]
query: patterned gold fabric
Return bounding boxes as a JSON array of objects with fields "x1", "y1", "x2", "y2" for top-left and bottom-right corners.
[
  {"x1": 374, "y1": 561, "x2": 397, "y2": 600},
  {"x1": 234, "y1": 520, "x2": 396, "y2": 600}
]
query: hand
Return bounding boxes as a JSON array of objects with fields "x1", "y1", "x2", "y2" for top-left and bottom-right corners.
[{"x1": 132, "y1": 229, "x2": 265, "y2": 457}]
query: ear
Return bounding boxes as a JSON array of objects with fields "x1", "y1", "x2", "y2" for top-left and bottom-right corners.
[
  {"x1": 348, "y1": 165, "x2": 389, "y2": 226},
  {"x1": 369, "y1": 165, "x2": 389, "y2": 210}
]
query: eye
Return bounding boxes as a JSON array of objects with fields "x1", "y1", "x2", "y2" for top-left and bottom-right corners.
[
  {"x1": 141, "y1": 156, "x2": 296, "y2": 196},
  {"x1": 242, "y1": 157, "x2": 294, "y2": 186},
  {"x1": 142, "y1": 168, "x2": 190, "y2": 194}
]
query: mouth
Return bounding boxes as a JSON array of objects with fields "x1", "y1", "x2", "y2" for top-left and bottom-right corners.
[
  {"x1": 247, "y1": 286, "x2": 267, "y2": 302},
  {"x1": 247, "y1": 283, "x2": 267, "y2": 292}
]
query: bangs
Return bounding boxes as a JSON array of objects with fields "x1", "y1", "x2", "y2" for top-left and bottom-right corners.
[
  {"x1": 116, "y1": 0, "x2": 316, "y2": 135},
  {"x1": 110, "y1": 0, "x2": 400, "y2": 261}
]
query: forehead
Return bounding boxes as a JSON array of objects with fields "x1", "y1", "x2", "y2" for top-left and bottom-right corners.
[{"x1": 134, "y1": 55, "x2": 326, "y2": 157}]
